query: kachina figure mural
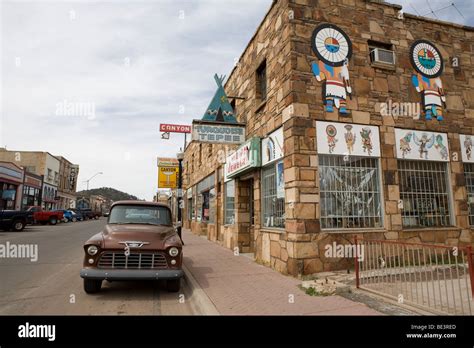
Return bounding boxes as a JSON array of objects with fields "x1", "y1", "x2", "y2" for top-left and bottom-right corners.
[
  {"x1": 399, "y1": 132, "x2": 413, "y2": 158},
  {"x1": 464, "y1": 135, "x2": 473, "y2": 161},
  {"x1": 413, "y1": 132, "x2": 435, "y2": 159},
  {"x1": 434, "y1": 135, "x2": 448, "y2": 160},
  {"x1": 344, "y1": 124, "x2": 356, "y2": 154},
  {"x1": 311, "y1": 23, "x2": 353, "y2": 115},
  {"x1": 360, "y1": 127, "x2": 373, "y2": 155},
  {"x1": 410, "y1": 40, "x2": 446, "y2": 122},
  {"x1": 326, "y1": 125, "x2": 338, "y2": 154}
]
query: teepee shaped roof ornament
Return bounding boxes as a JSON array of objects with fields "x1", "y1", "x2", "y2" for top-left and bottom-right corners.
[{"x1": 201, "y1": 74, "x2": 237, "y2": 123}]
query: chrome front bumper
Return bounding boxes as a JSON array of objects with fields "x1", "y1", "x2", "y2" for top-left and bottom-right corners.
[{"x1": 80, "y1": 268, "x2": 184, "y2": 281}]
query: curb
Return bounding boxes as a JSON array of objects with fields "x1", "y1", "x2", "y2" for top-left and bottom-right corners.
[{"x1": 182, "y1": 264, "x2": 220, "y2": 315}]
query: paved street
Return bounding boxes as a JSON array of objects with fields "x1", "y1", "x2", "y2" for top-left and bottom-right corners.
[{"x1": 0, "y1": 219, "x2": 197, "y2": 315}]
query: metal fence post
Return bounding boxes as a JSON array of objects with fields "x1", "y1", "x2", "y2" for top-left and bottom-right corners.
[
  {"x1": 466, "y1": 246, "x2": 474, "y2": 299},
  {"x1": 355, "y1": 236, "x2": 360, "y2": 288}
]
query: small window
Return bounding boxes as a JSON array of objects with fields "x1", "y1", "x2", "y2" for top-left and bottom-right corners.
[
  {"x1": 225, "y1": 180, "x2": 235, "y2": 225},
  {"x1": 262, "y1": 161, "x2": 285, "y2": 228},
  {"x1": 368, "y1": 40, "x2": 395, "y2": 66},
  {"x1": 256, "y1": 60, "x2": 267, "y2": 103},
  {"x1": 208, "y1": 144, "x2": 213, "y2": 158},
  {"x1": 230, "y1": 98, "x2": 236, "y2": 116}
]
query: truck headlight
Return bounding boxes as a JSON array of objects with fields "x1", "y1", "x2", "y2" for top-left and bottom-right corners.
[
  {"x1": 169, "y1": 247, "x2": 179, "y2": 257},
  {"x1": 87, "y1": 245, "x2": 99, "y2": 256}
]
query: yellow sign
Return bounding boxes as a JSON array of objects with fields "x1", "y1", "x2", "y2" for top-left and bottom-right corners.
[
  {"x1": 157, "y1": 157, "x2": 179, "y2": 167},
  {"x1": 158, "y1": 166, "x2": 178, "y2": 189}
]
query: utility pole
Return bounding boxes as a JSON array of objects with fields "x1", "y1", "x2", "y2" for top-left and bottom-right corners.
[{"x1": 176, "y1": 150, "x2": 184, "y2": 243}]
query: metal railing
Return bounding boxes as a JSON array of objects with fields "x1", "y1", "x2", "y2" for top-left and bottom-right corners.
[{"x1": 354, "y1": 237, "x2": 474, "y2": 315}]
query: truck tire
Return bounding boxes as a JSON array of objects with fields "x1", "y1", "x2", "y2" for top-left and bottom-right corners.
[
  {"x1": 49, "y1": 217, "x2": 58, "y2": 225},
  {"x1": 72, "y1": 217, "x2": 77, "y2": 222},
  {"x1": 166, "y1": 279, "x2": 181, "y2": 292},
  {"x1": 12, "y1": 220, "x2": 26, "y2": 232},
  {"x1": 84, "y1": 279, "x2": 102, "y2": 294}
]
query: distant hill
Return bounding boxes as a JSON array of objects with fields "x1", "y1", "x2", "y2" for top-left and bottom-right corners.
[{"x1": 76, "y1": 187, "x2": 139, "y2": 202}]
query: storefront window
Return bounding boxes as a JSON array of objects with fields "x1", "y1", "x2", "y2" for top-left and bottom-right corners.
[
  {"x1": 398, "y1": 160, "x2": 452, "y2": 228},
  {"x1": 196, "y1": 174, "x2": 215, "y2": 223},
  {"x1": 188, "y1": 197, "x2": 193, "y2": 220},
  {"x1": 319, "y1": 155, "x2": 382, "y2": 229},
  {"x1": 465, "y1": 163, "x2": 474, "y2": 226},
  {"x1": 262, "y1": 161, "x2": 285, "y2": 228},
  {"x1": 224, "y1": 180, "x2": 235, "y2": 225},
  {"x1": 22, "y1": 185, "x2": 40, "y2": 209},
  {"x1": 209, "y1": 187, "x2": 216, "y2": 223},
  {"x1": 196, "y1": 194, "x2": 202, "y2": 222},
  {"x1": 202, "y1": 191, "x2": 210, "y2": 222}
]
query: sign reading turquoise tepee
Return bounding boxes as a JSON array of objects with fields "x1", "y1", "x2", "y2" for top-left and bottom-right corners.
[{"x1": 192, "y1": 74, "x2": 246, "y2": 144}]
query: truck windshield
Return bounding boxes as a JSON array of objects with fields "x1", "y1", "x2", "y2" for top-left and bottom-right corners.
[{"x1": 108, "y1": 205, "x2": 171, "y2": 226}]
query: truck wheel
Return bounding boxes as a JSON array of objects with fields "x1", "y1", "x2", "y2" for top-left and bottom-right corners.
[
  {"x1": 49, "y1": 217, "x2": 58, "y2": 225},
  {"x1": 166, "y1": 279, "x2": 181, "y2": 292},
  {"x1": 12, "y1": 220, "x2": 26, "y2": 232},
  {"x1": 83, "y1": 279, "x2": 102, "y2": 294},
  {"x1": 72, "y1": 217, "x2": 77, "y2": 222}
]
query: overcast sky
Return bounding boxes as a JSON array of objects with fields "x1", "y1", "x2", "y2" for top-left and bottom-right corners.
[{"x1": 1, "y1": 0, "x2": 472, "y2": 200}]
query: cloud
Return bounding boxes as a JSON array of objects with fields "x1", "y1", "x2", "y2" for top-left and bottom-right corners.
[{"x1": 1, "y1": 0, "x2": 272, "y2": 200}]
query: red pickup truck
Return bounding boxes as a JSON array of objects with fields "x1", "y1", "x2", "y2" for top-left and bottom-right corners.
[{"x1": 26, "y1": 206, "x2": 64, "y2": 225}]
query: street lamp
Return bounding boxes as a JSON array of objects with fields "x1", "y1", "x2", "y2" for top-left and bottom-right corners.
[
  {"x1": 85, "y1": 171, "x2": 103, "y2": 191},
  {"x1": 176, "y1": 150, "x2": 184, "y2": 243}
]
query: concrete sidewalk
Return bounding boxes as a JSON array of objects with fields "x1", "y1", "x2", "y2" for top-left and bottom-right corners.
[{"x1": 182, "y1": 229, "x2": 381, "y2": 315}]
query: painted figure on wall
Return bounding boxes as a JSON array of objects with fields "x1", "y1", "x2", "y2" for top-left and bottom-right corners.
[
  {"x1": 326, "y1": 125, "x2": 338, "y2": 154},
  {"x1": 434, "y1": 135, "x2": 448, "y2": 160},
  {"x1": 399, "y1": 132, "x2": 413, "y2": 158},
  {"x1": 344, "y1": 124, "x2": 356, "y2": 154},
  {"x1": 410, "y1": 40, "x2": 446, "y2": 122},
  {"x1": 311, "y1": 23, "x2": 353, "y2": 116},
  {"x1": 413, "y1": 132, "x2": 435, "y2": 159},
  {"x1": 465, "y1": 135, "x2": 473, "y2": 160},
  {"x1": 360, "y1": 127, "x2": 373, "y2": 155}
]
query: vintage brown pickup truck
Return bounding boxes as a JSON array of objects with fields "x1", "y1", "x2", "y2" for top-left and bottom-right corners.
[{"x1": 80, "y1": 201, "x2": 183, "y2": 294}]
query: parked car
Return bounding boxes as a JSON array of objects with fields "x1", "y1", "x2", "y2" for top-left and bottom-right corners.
[
  {"x1": 77, "y1": 208, "x2": 101, "y2": 220},
  {"x1": 25, "y1": 206, "x2": 63, "y2": 225},
  {"x1": 80, "y1": 201, "x2": 183, "y2": 294},
  {"x1": 0, "y1": 209, "x2": 32, "y2": 231},
  {"x1": 61, "y1": 210, "x2": 80, "y2": 222},
  {"x1": 71, "y1": 209, "x2": 84, "y2": 221}
]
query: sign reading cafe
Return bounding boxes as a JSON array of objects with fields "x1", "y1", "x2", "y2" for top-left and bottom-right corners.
[{"x1": 225, "y1": 137, "x2": 261, "y2": 178}]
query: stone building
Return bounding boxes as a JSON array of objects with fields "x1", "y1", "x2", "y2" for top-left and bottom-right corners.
[
  {"x1": 0, "y1": 149, "x2": 60, "y2": 210},
  {"x1": 182, "y1": 0, "x2": 474, "y2": 277},
  {"x1": 55, "y1": 156, "x2": 79, "y2": 209}
]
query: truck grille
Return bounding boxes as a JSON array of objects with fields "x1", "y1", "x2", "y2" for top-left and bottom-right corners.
[{"x1": 97, "y1": 252, "x2": 168, "y2": 269}]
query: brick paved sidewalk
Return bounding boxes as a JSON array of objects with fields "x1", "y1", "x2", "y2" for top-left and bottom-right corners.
[{"x1": 182, "y1": 229, "x2": 381, "y2": 315}]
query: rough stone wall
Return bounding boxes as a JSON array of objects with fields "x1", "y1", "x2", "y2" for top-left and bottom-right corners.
[
  {"x1": 183, "y1": 0, "x2": 294, "y2": 265},
  {"x1": 285, "y1": 0, "x2": 474, "y2": 275},
  {"x1": 183, "y1": 0, "x2": 474, "y2": 277}
]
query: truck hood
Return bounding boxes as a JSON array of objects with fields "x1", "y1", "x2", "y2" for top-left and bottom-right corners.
[{"x1": 101, "y1": 223, "x2": 179, "y2": 250}]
